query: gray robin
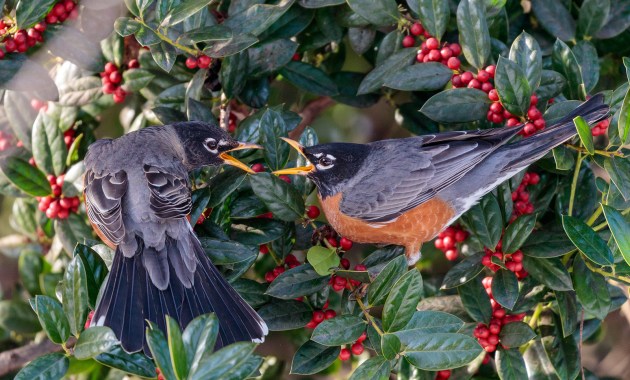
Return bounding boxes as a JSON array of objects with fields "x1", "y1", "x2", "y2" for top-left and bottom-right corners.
[
  {"x1": 274, "y1": 95, "x2": 609, "y2": 265},
  {"x1": 84, "y1": 121, "x2": 267, "y2": 355}
]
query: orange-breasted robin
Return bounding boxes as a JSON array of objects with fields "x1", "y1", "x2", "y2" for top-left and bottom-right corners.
[
  {"x1": 84, "y1": 121, "x2": 267, "y2": 354},
  {"x1": 274, "y1": 95, "x2": 609, "y2": 265}
]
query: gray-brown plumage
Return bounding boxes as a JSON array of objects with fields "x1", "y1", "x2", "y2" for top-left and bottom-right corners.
[{"x1": 84, "y1": 121, "x2": 267, "y2": 355}]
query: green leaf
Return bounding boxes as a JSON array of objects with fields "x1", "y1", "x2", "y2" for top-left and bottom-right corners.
[
  {"x1": 114, "y1": 17, "x2": 141, "y2": 36},
  {"x1": 348, "y1": 27, "x2": 376, "y2": 55},
  {"x1": 617, "y1": 89, "x2": 630, "y2": 146},
  {"x1": 521, "y1": 231, "x2": 575, "y2": 258},
  {"x1": 14, "y1": 352, "x2": 68, "y2": 380},
  {"x1": 407, "y1": 0, "x2": 449, "y2": 40},
  {"x1": 63, "y1": 256, "x2": 89, "y2": 337},
  {"x1": 311, "y1": 314, "x2": 366, "y2": 346},
  {"x1": 146, "y1": 322, "x2": 177, "y2": 380},
  {"x1": 279, "y1": 61, "x2": 338, "y2": 96},
  {"x1": 604, "y1": 157, "x2": 630, "y2": 201},
  {"x1": 522, "y1": 256, "x2": 573, "y2": 291},
  {"x1": 0, "y1": 300, "x2": 40, "y2": 334},
  {"x1": 183, "y1": 314, "x2": 219, "y2": 377},
  {"x1": 266, "y1": 264, "x2": 330, "y2": 299},
  {"x1": 495, "y1": 56, "x2": 531, "y2": 116},
  {"x1": 491, "y1": 269, "x2": 519, "y2": 310},
  {"x1": 346, "y1": 0, "x2": 399, "y2": 26},
  {"x1": 223, "y1": 0, "x2": 295, "y2": 36},
  {"x1": 577, "y1": 0, "x2": 610, "y2": 38},
  {"x1": 349, "y1": 356, "x2": 392, "y2": 380},
  {"x1": 307, "y1": 246, "x2": 340, "y2": 276},
  {"x1": 290, "y1": 340, "x2": 340, "y2": 375},
  {"x1": 441, "y1": 253, "x2": 484, "y2": 289},
  {"x1": 562, "y1": 215, "x2": 614, "y2": 266},
  {"x1": 164, "y1": 316, "x2": 188, "y2": 380},
  {"x1": 502, "y1": 214, "x2": 536, "y2": 254},
  {"x1": 204, "y1": 34, "x2": 259, "y2": 58},
  {"x1": 335, "y1": 269, "x2": 371, "y2": 283},
  {"x1": 572, "y1": 255, "x2": 610, "y2": 320},
  {"x1": 403, "y1": 333, "x2": 483, "y2": 370},
  {"x1": 463, "y1": 193, "x2": 503, "y2": 249},
  {"x1": 59, "y1": 77, "x2": 103, "y2": 106},
  {"x1": 16, "y1": 0, "x2": 56, "y2": 28},
  {"x1": 55, "y1": 214, "x2": 94, "y2": 255},
  {"x1": 33, "y1": 295, "x2": 70, "y2": 344},
  {"x1": 208, "y1": 167, "x2": 247, "y2": 208},
  {"x1": 553, "y1": 291, "x2": 578, "y2": 337},
  {"x1": 151, "y1": 42, "x2": 178, "y2": 73},
  {"x1": 544, "y1": 314, "x2": 580, "y2": 379},
  {"x1": 368, "y1": 255, "x2": 407, "y2": 306},
  {"x1": 95, "y1": 346, "x2": 156, "y2": 378},
  {"x1": 257, "y1": 300, "x2": 313, "y2": 331},
  {"x1": 190, "y1": 342, "x2": 258, "y2": 380},
  {"x1": 602, "y1": 205, "x2": 630, "y2": 266},
  {"x1": 220, "y1": 51, "x2": 249, "y2": 98},
  {"x1": 19, "y1": 250, "x2": 44, "y2": 296},
  {"x1": 247, "y1": 39, "x2": 297, "y2": 77},
  {"x1": 509, "y1": 31, "x2": 542, "y2": 90},
  {"x1": 458, "y1": 277, "x2": 492, "y2": 323},
  {"x1": 249, "y1": 173, "x2": 304, "y2": 221},
  {"x1": 381, "y1": 333, "x2": 401, "y2": 360},
  {"x1": 199, "y1": 238, "x2": 256, "y2": 265},
  {"x1": 573, "y1": 41, "x2": 600, "y2": 94},
  {"x1": 178, "y1": 25, "x2": 233, "y2": 44},
  {"x1": 135, "y1": 24, "x2": 161, "y2": 46},
  {"x1": 0, "y1": 156, "x2": 51, "y2": 196},
  {"x1": 392, "y1": 311, "x2": 464, "y2": 347},
  {"x1": 260, "y1": 109, "x2": 290, "y2": 170},
  {"x1": 537, "y1": 70, "x2": 567, "y2": 101},
  {"x1": 552, "y1": 39, "x2": 585, "y2": 101},
  {"x1": 499, "y1": 322, "x2": 536, "y2": 349},
  {"x1": 32, "y1": 112, "x2": 67, "y2": 176},
  {"x1": 163, "y1": 0, "x2": 213, "y2": 26},
  {"x1": 384, "y1": 63, "x2": 452, "y2": 92},
  {"x1": 596, "y1": 1, "x2": 630, "y2": 39},
  {"x1": 357, "y1": 48, "x2": 417, "y2": 95},
  {"x1": 74, "y1": 326, "x2": 119, "y2": 359},
  {"x1": 573, "y1": 116, "x2": 594, "y2": 155},
  {"x1": 122, "y1": 69, "x2": 154, "y2": 91},
  {"x1": 530, "y1": 0, "x2": 575, "y2": 41},
  {"x1": 456, "y1": 0, "x2": 490, "y2": 69},
  {"x1": 383, "y1": 270, "x2": 423, "y2": 332},
  {"x1": 496, "y1": 347, "x2": 528, "y2": 379},
  {"x1": 420, "y1": 88, "x2": 492, "y2": 123}
]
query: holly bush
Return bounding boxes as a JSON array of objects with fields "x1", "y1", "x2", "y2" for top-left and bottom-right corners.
[{"x1": 0, "y1": 0, "x2": 629, "y2": 379}]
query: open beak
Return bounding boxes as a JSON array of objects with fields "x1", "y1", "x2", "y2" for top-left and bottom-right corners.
[
  {"x1": 272, "y1": 137, "x2": 315, "y2": 175},
  {"x1": 219, "y1": 142, "x2": 263, "y2": 174}
]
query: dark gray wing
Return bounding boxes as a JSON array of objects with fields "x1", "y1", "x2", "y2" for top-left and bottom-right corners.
[
  {"x1": 143, "y1": 164, "x2": 192, "y2": 219},
  {"x1": 340, "y1": 128, "x2": 520, "y2": 223},
  {"x1": 85, "y1": 169, "x2": 128, "y2": 244}
]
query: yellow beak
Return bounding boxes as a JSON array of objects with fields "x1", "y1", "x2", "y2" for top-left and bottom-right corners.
[
  {"x1": 272, "y1": 137, "x2": 315, "y2": 175},
  {"x1": 220, "y1": 142, "x2": 263, "y2": 174}
]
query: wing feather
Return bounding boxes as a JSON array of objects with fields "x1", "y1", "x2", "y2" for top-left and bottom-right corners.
[{"x1": 143, "y1": 164, "x2": 192, "y2": 219}]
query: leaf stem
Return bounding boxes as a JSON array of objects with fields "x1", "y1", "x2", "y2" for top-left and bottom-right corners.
[
  {"x1": 566, "y1": 144, "x2": 624, "y2": 158},
  {"x1": 266, "y1": 245, "x2": 282, "y2": 266},
  {"x1": 568, "y1": 152, "x2": 584, "y2": 217},
  {"x1": 528, "y1": 303, "x2": 544, "y2": 330},
  {"x1": 135, "y1": 18, "x2": 199, "y2": 56},
  {"x1": 585, "y1": 204, "x2": 603, "y2": 226},
  {"x1": 355, "y1": 296, "x2": 383, "y2": 336}
]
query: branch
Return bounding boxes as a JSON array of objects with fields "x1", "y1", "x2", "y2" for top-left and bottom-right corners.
[
  {"x1": 219, "y1": 92, "x2": 230, "y2": 131},
  {"x1": 0, "y1": 234, "x2": 30, "y2": 248},
  {"x1": 0, "y1": 339, "x2": 62, "y2": 377},
  {"x1": 288, "y1": 97, "x2": 335, "y2": 140}
]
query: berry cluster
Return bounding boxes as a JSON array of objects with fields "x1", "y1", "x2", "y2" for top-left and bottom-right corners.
[
  {"x1": 338, "y1": 331, "x2": 366, "y2": 361},
  {"x1": 511, "y1": 171, "x2": 539, "y2": 220},
  {"x1": 100, "y1": 60, "x2": 140, "y2": 103},
  {"x1": 591, "y1": 118, "x2": 609, "y2": 136},
  {"x1": 451, "y1": 65, "x2": 495, "y2": 93},
  {"x1": 487, "y1": 93, "x2": 545, "y2": 137},
  {"x1": 402, "y1": 22, "x2": 463, "y2": 75},
  {"x1": 37, "y1": 174, "x2": 80, "y2": 219},
  {"x1": 30, "y1": 98, "x2": 48, "y2": 112},
  {"x1": 0, "y1": 130, "x2": 14, "y2": 151},
  {"x1": 434, "y1": 225, "x2": 468, "y2": 261},
  {"x1": 473, "y1": 276, "x2": 526, "y2": 353},
  {"x1": 264, "y1": 253, "x2": 300, "y2": 283},
  {"x1": 305, "y1": 301, "x2": 336, "y2": 328},
  {"x1": 330, "y1": 263, "x2": 365, "y2": 292},
  {"x1": 185, "y1": 54, "x2": 212, "y2": 70},
  {"x1": 481, "y1": 242, "x2": 527, "y2": 279},
  {"x1": 435, "y1": 370, "x2": 452, "y2": 380},
  {"x1": 0, "y1": 1, "x2": 77, "y2": 59}
]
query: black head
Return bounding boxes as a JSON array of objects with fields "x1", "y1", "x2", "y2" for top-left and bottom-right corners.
[{"x1": 171, "y1": 121, "x2": 258, "y2": 172}]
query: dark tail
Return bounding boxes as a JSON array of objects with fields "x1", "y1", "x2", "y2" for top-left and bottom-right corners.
[
  {"x1": 503, "y1": 94, "x2": 609, "y2": 171},
  {"x1": 92, "y1": 233, "x2": 267, "y2": 355}
]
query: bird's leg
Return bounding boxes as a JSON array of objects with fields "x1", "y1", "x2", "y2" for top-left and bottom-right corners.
[{"x1": 405, "y1": 242, "x2": 422, "y2": 266}]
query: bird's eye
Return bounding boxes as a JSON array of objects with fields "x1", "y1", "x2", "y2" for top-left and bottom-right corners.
[
  {"x1": 204, "y1": 138, "x2": 218, "y2": 153},
  {"x1": 319, "y1": 157, "x2": 332, "y2": 167}
]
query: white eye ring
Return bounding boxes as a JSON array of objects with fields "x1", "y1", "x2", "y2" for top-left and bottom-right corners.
[
  {"x1": 204, "y1": 138, "x2": 218, "y2": 154},
  {"x1": 315, "y1": 154, "x2": 335, "y2": 170}
]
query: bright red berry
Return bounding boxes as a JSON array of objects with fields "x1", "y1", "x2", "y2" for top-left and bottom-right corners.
[
  {"x1": 185, "y1": 57, "x2": 198, "y2": 69},
  {"x1": 339, "y1": 237, "x2": 353, "y2": 251},
  {"x1": 324, "y1": 309, "x2": 336, "y2": 319},
  {"x1": 340, "y1": 258, "x2": 350, "y2": 269},
  {"x1": 428, "y1": 49, "x2": 441, "y2": 62},
  {"x1": 402, "y1": 35, "x2": 415, "y2": 48},
  {"x1": 259, "y1": 245, "x2": 269, "y2": 254},
  {"x1": 313, "y1": 310, "x2": 325, "y2": 323},
  {"x1": 356, "y1": 332, "x2": 367, "y2": 343},
  {"x1": 128, "y1": 59, "x2": 140, "y2": 69},
  {"x1": 410, "y1": 23, "x2": 424, "y2": 36},
  {"x1": 351, "y1": 342, "x2": 364, "y2": 355},
  {"x1": 198, "y1": 55, "x2": 211, "y2": 69},
  {"x1": 306, "y1": 205, "x2": 320, "y2": 219},
  {"x1": 477, "y1": 70, "x2": 490, "y2": 82},
  {"x1": 426, "y1": 37, "x2": 439, "y2": 50},
  {"x1": 460, "y1": 71, "x2": 473, "y2": 85},
  {"x1": 251, "y1": 163, "x2": 265, "y2": 172},
  {"x1": 447, "y1": 57, "x2": 460, "y2": 70},
  {"x1": 485, "y1": 65, "x2": 496, "y2": 77},
  {"x1": 450, "y1": 43, "x2": 461, "y2": 56},
  {"x1": 339, "y1": 348, "x2": 351, "y2": 361}
]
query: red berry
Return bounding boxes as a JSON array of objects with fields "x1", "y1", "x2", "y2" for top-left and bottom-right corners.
[
  {"x1": 530, "y1": 95, "x2": 538, "y2": 106},
  {"x1": 198, "y1": 55, "x2": 211, "y2": 69},
  {"x1": 84, "y1": 310, "x2": 94, "y2": 330},
  {"x1": 327, "y1": 237, "x2": 338, "y2": 248},
  {"x1": 460, "y1": 72, "x2": 473, "y2": 85},
  {"x1": 489, "y1": 323, "x2": 501, "y2": 335},
  {"x1": 185, "y1": 57, "x2": 198, "y2": 69},
  {"x1": 442, "y1": 236, "x2": 454, "y2": 249},
  {"x1": 292, "y1": 53, "x2": 301, "y2": 61},
  {"x1": 59, "y1": 197, "x2": 73, "y2": 209},
  {"x1": 434, "y1": 238, "x2": 444, "y2": 249},
  {"x1": 490, "y1": 102, "x2": 503, "y2": 113},
  {"x1": 437, "y1": 370, "x2": 452, "y2": 379},
  {"x1": 481, "y1": 82, "x2": 494, "y2": 93},
  {"x1": 477, "y1": 70, "x2": 490, "y2": 82},
  {"x1": 354, "y1": 264, "x2": 367, "y2": 271},
  {"x1": 426, "y1": 37, "x2": 439, "y2": 50},
  {"x1": 467, "y1": 79, "x2": 481, "y2": 89},
  {"x1": 485, "y1": 65, "x2": 496, "y2": 77},
  {"x1": 16, "y1": 43, "x2": 27, "y2": 53},
  {"x1": 259, "y1": 245, "x2": 269, "y2": 254},
  {"x1": 339, "y1": 348, "x2": 351, "y2": 361},
  {"x1": 351, "y1": 342, "x2": 364, "y2": 355},
  {"x1": 103, "y1": 83, "x2": 116, "y2": 94},
  {"x1": 440, "y1": 47, "x2": 453, "y2": 60},
  {"x1": 451, "y1": 74, "x2": 462, "y2": 87},
  {"x1": 64, "y1": 0, "x2": 75, "y2": 12},
  {"x1": 57, "y1": 208, "x2": 69, "y2": 219},
  {"x1": 523, "y1": 123, "x2": 536, "y2": 136},
  {"x1": 4, "y1": 38, "x2": 16, "y2": 52},
  {"x1": 454, "y1": 230, "x2": 467, "y2": 242},
  {"x1": 306, "y1": 320, "x2": 317, "y2": 328},
  {"x1": 356, "y1": 332, "x2": 367, "y2": 343},
  {"x1": 534, "y1": 118, "x2": 546, "y2": 130},
  {"x1": 324, "y1": 309, "x2": 336, "y2": 319},
  {"x1": 416, "y1": 52, "x2": 425, "y2": 63},
  {"x1": 53, "y1": 3, "x2": 66, "y2": 16},
  {"x1": 128, "y1": 59, "x2": 140, "y2": 69},
  {"x1": 313, "y1": 310, "x2": 325, "y2": 323},
  {"x1": 104, "y1": 62, "x2": 118, "y2": 74},
  {"x1": 402, "y1": 35, "x2": 415, "y2": 48},
  {"x1": 447, "y1": 57, "x2": 460, "y2": 70},
  {"x1": 251, "y1": 163, "x2": 265, "y2": 173},
  {"x1": 527, "y1": 107, "x2": 541, "y2": 120},
  {"x1": 306, "y1": 205, "x2": 320, "y2": 219},
  {"x1": 109, "y1": 71, "x2": 122, "y2": 84},
  {"x1": 506, "y1": 117, "x2": 520, "y2": 127},
  {"x1": 14, "y1": 30, "x2": 26, "y2": 44},
  {"x1": 340, "y1": 258, "x2": 350, "y2": 269},
  {"x1": 428, "y1": 49, "x2": 441, "y2": 62},
  {"x1": 450, "y1": 43, "x2": 461, "y2": 56},
  {"x1": 488, "y1": 334, "x2": 499, "y2": 345},
  {"x1": 492, "y1": 113, "x2": 503, "y2": 124},
  {"x1": 445, "y1": 249, "x2": 458, "y2": 261},
  {"x1": 264, "y1": 272, "x2": 275, "y2": 282},
  {"x1": 279, "y1": 175, "x2": 291, "y2": 184},
  {"x1": 481, "y1": 255, "x2": 492, "y2": 267},
  {"x1": 529, "y1": 173, "x2": 540, "y2": 185},
  {"x1": 410, "y1": 23, "x2": 424, "y2": 36},
  {"x1": 340, "y1": 237, "x2": 353, "y2": 251},
  {"x1": 46, "y1": 14, "x2": 58, "y2": 24}
]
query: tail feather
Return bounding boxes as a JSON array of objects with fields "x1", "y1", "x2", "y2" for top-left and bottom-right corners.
[{"x1": 92, "y1": 231, "x2": 268, "y2": 355}]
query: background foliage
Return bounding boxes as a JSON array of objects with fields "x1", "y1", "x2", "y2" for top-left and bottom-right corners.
[{"x1": 0, "y1": 0, "x2": 629, "y2": 379}]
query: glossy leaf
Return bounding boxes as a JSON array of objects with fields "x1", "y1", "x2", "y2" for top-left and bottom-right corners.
[
  {"x1": 311, "y1": 315, "x2": 366, "y2": 346},
  {"x1": 146, "y1": 322, "x2": 177, "y2": 380},
  {"x1": 441, "y1": 252, "x2": 484, "y2": 289},
  {"x1": 393, "y1": 311, "x2": 464, "y2": 347},
  {"x1": 522, "y1": 256, "x2": 573, "y2": 291},
  {"x1": 368, "y1": 255, "x2": 407, "y2": 306},
  {"x1": 191, "y1": 342, "x2": 258, "y2": 380},
  {"x1": 456, "y1": 0, "x2": 490, "y2": 69},
  {"x1": 604, "y1": 157, "x2": 630, "y2": 201},
  {"x1": 33, "y1": 295, "x2": 70, "y2": 344},
  {"x1": 291, "y1": 340, "x2": 340, "y2": 375},
  {"x1": 554, "y1": 290, "x2": 578, "y2": 337},
  {"x1": 496, "y1": 347, "x2": 528, "y2": 379},
  {"x1": 266, "y1": 264, "x2": 330, "y2": 299},
  {"x1": 562, "y1": 215, "x2": 614, "y2": 266},
  {"x1": 63, "y1": 256, "x2": 89, "y2": 337},
  {"x1": 502, "y1": 214, "x2": 536, "y2": 254},
  {"x1": 574, "y1": 116, "x2": 594, "y2": 155},
  {"x1": 199, "y1": 238, "x2": 256, "y2": 265},
  {"x1": 257, "y1": 300, "x2": 313, "y2": 331},
  {"x1": 552, "y1": 39, "x2": 585, "y2": 101},
  {"x1": 492, "y1": 269, "x2": 519, "y2": 310},
  {"x1": 384, "y1": 63, "x2": 452, "y2": 92},
  {"x1": 358, "y1": 48, "x2": 417, "y2": 95},
  {"x1": 381, "y1": 333, "x2": 401, "y2": 360},
  {"x1": 223, "y1": 0, "x2": 295, "y2": 36},
  {"x1": 577, "y1": 0, "x2": 610, "y2": 38},
  {"x1": 462, "y1": 194, "x2": 503, "y2": 249},
  {"x1": 572, "y1": 255, "x2": 610, "y2": 320},
  {"x1": 383, "y1": 270, "x2": 423, "y2": 332},
  {"x1": 499, "y1": 322, "x2": 536, "y2": 348},
  {"x1": 0, "y1": 156, "x2": 51, "y2": 196},
  {"x1": 74, "y1": 326, "x2": 119, "y2": 359},
  {"x1": 249, "y1": 173, "x2": 305, "y2": 222},
  {"x1": 509, "y1": 31, "x2": 542, "y2": 90},
  {"x1": 183, "y1": 314, "x2": 219, "y2": 377},
  {"x1": 603, "y1": 205, "x2": 630, "y2": 266},
  {"x1": 458, "y1": 277, "x2": 493, "y2": 323},
  {"x1": 74, "y1": 244, "x2": 108, "y2": 309},
  {"x1": 531, "y1": 0, "x2": 575, "y2": 41},
  {"x1": 573, "y1": 41, "x2": 600, "y2": 94},
  {"x1": 32, "y1": 113, "x2": 67, "y2": 176},
  {"x1": 349, "y1": 356, "x2": 392, "y2": 380},
  {"x1": 163, "y1": 0, "x2": 213, "y2": 26},
  {"x1": 279, "y1": 61, "x2": 338, "y2": 96},
  {"x1": 403, "y1": 333, "x2": 483, "y2": 370},
  {"x1": 14, "y1": 352, "x2": 68, "y2": 380},
  {"x1": 95, "y1": 346, "x2": 156, "y2": 378},
  {"x1": 16, "y1": 0, "x2": 56, "y2": 28},
  {"x1": 307, "y1": 246, "x2": 340, "y2": 276},
  {"x1": 521, "y1": 231, "x2": 575, "y2": 258},
  {"x1": 421, "y1": 88, "x2": 492, "y2": 123},
  {"x1": 346, "y1": 0, "x2": 399, "y2": 26},
  {"x1": 495, "y1": 56, "x2": 531, "y2": 116},
  {"x1": 408, "y1": 0, "x2": 449, "y2": 40}
]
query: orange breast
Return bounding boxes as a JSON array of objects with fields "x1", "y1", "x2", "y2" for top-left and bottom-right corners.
[{"x1": 319, "y1": 193, "x2": 454, "y2": 257}]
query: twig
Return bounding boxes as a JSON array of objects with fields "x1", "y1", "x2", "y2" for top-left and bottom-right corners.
[
  {"x1": 219, "y1": 92, "x2": 230, "y2": 131},
  {"x1": 288, "y1": 97, "x2": 335, "y2": 140},
  {"x1": 0, "y1": 234, "x2": 30, "y2": 248},
  {"x1": 355, "y1": 296, "x2": 383, "y2": 336},
  {"x1": 568, "y1": 152, "x2": 584, "y2": 217},
  {"x1": 0, "y1": 339, "x2": 63, "y2": 377}
]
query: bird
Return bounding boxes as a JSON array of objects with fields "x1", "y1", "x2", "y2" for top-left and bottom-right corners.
[
  {"x1": 83, "y1": 120, "x2": 268, "y2": 355},
  {"x1": 273, "y1": 95, "x2": 609, "y2": 265}
]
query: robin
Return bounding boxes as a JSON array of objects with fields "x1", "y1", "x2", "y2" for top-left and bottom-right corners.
[
  {"x1": 84, "y1": 121, "x2": 267, "y2": 355},
  {"x1": 273, "y1": 95, "x2": 609, "y2": 265}
]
